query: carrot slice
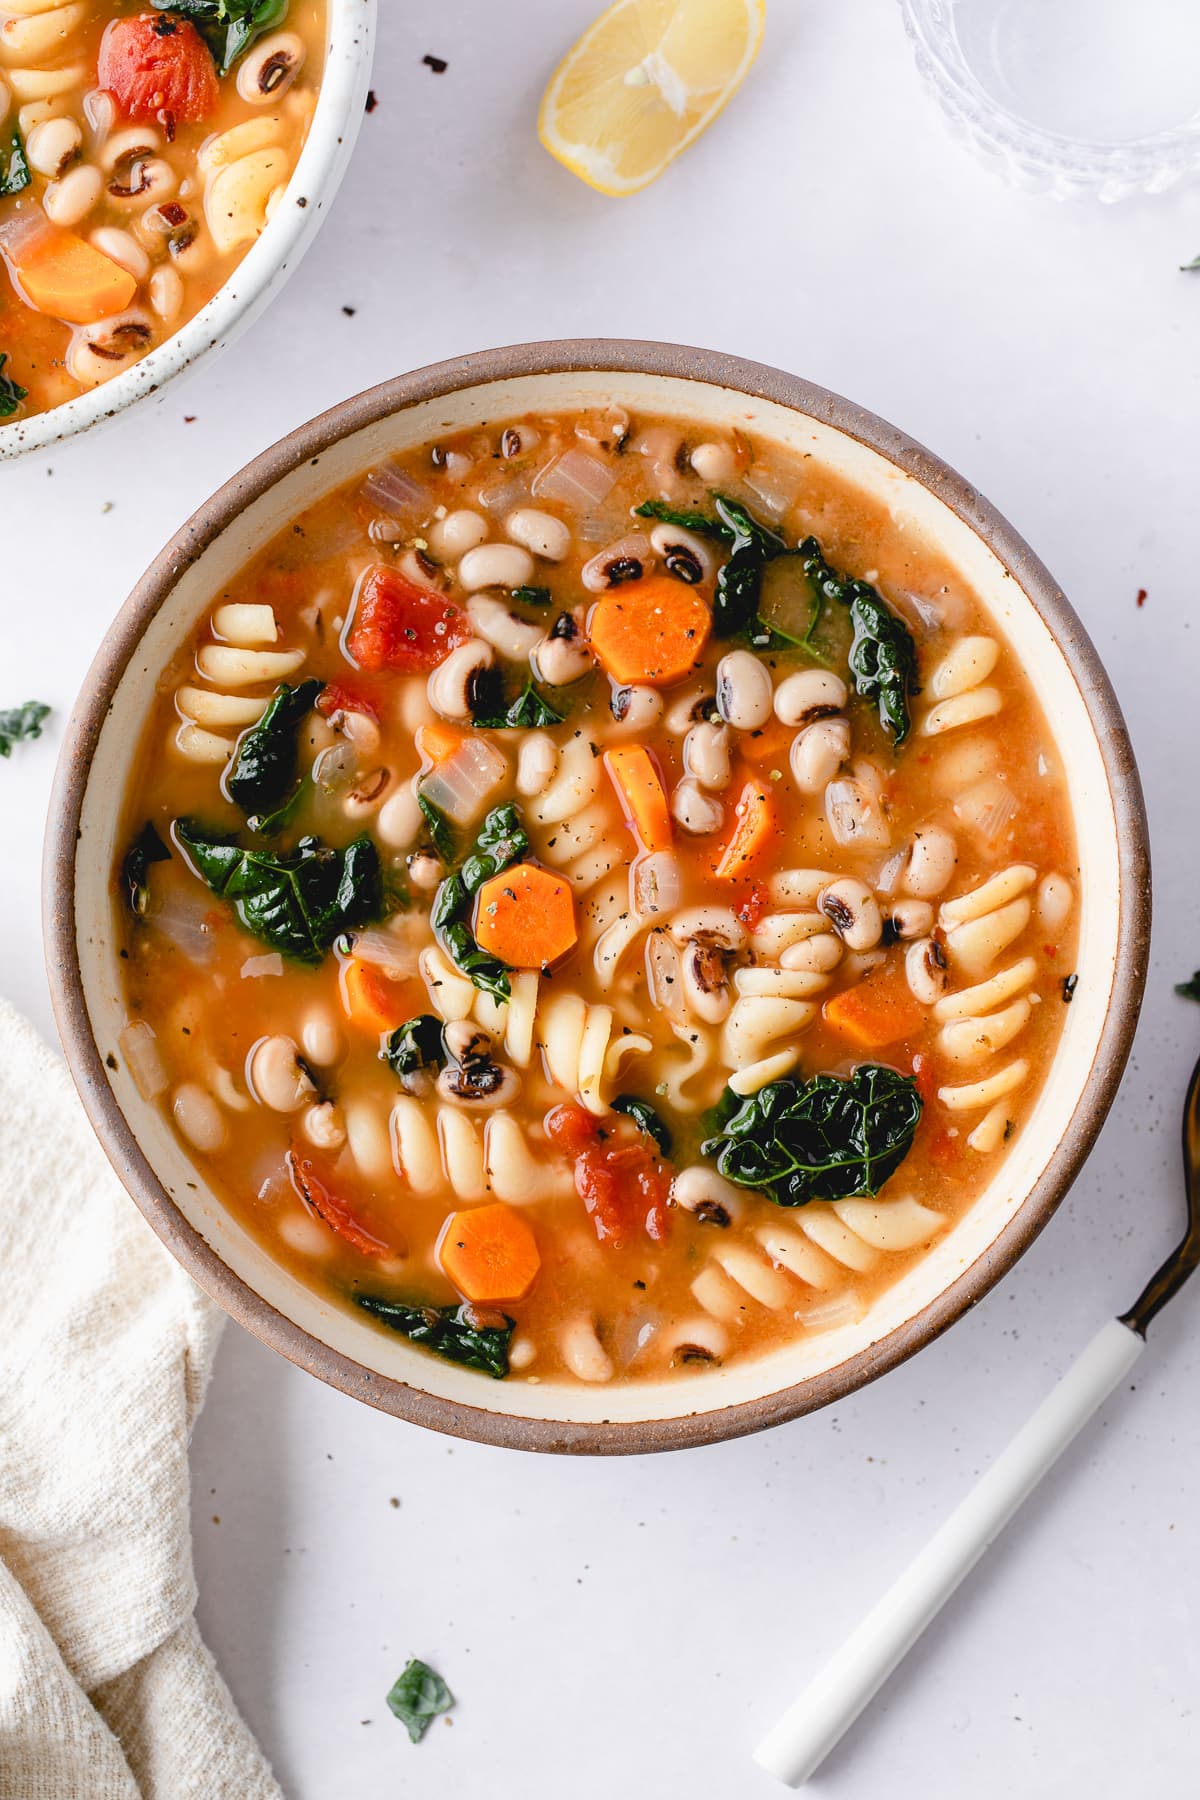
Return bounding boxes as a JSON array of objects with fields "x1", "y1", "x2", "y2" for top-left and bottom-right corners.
[
  {"x1": 824, "y1": 964, "x2": 928, "y2": 1050},
  {"x1": 439, "y1": 1202, "x2": 541, "y2": 1303},
  {"x1": 604, "y1": 745, "x2": 672, "y2": 852},
  {"x1": 589, "y1": 574, "x2": 711, "y2": 687},
  {"x1": 417, "y1": 719, "x2": 466, "y2": 765},
  {"x1": 712, "y1": 780, "x2": 777, "y2": 880},
  {"x1": 474, "y1": 862, "x2": 577, "y2": 968},
  {"x1": 340, "y1": 957, "x2": 419, "y2": 1034},
  {"x1": 1, "y1": 221, "x2": 137, "y2": 325}
]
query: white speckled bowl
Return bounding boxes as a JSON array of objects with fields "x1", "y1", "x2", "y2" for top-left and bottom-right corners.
[
  {"x1": 0, "y1": 0, "x2": 375, "y2": 461},
  {"x1": 45, "y1": 343, "x2": 1151, "y2": 1453}
]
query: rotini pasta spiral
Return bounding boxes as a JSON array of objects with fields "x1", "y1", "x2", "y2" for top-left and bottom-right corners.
[
  {"x1": 536, "y1": 990, "x2": 651, "y2": 1114},
  {"x1": 919, "y1": 634, "x2": 1002, "y2": 736},
  {"x1": 173, "y1": 601, "x2": 304, "y2": 765},
  {"x1": 520, "y1": 733, "x2": 627, "y2": 894},
  {"x1": 389, "y1": 1098, "x2": 572, "y2": 1205}
]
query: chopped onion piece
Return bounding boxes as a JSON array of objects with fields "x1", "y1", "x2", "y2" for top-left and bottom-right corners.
[
  {"x1": 361, "y1": 462, "x2": 429, "y2": 516},
  {"x1": 420, "y1": 737, "x2": 508, "y2": 826},
  {"x1": 954, "y1": 776, "x2": 1018, "y2": 851},
  {"x1": 797, "y1": 1291, "x2": 865, "y2": 1333},
  {"x1": 745, "y1": 463, "x2": 800, "y2": 519},
  {"x1": 119, "y1": 1021, "x2": 168, "y2": 1101},
  {"x1": 147, "y1": 888, "x2": 216, "y2": 963},
  {"x1": 478, "y1": 472, "x2": 533, "y2": 514},
  {"x1": 241, "y1": 953, "x2": 283, "y2": 979},
  {"x1": 633, "y1": 850, "x2": 681, "y2": 916},
  {"x1": 349, "y1": 926, "x2": 420, "y2": 977},
  {"x1": 532, "y1": 446, "x2": 616, "y2": 508}
]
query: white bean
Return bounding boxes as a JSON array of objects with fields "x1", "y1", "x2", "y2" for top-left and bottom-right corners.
[
  {"x1": 683, "y1": 720, "x2": 731, "y2": 791},
  {"x1": 428, "y1": 509, "x2": 487, "y2": 561},
  {"x1": 300, "y1": 1009, "x2": 345, "y2": 1068},
  {"x1": 44, "y1": 162, "x2": 102, "y2": 226},
  {"x1": 930, "y1": 635, "x2": 1000, "y2": 700},
  {"x1": 467, "y1": 595, "x2": 543, "y2": 659},
  {"x1": 561, "y1": 1317, "x2": 613, "y2": 1383},
  {"x1": 172, "y1": 1083, "x2": 226, "y2": 1153},
  {"x1": 774, "y1": 668, "x2": 848, "y2": 727},
  {"x1": 824, "y1": 777, "x2": 890, "y2": 851},
  {"x1": 457, "y1": 543, "x2": 534, "y2": 592},
  {"x1": 672, "y1": 779, "x2": 724, "y2": 835},
  {"x1": 89, "y1": 224, "x2": 149, "y2": 279},
  {"x1": 26, "y1": 114, "x2": 81, "y2": 179},
  {"x1": 790, "y1": 718, "x2": 850, "y2": 793},
  {"x1": 672, "y1": 1164, "x2": 747, "y2": 1221},
  {"x1": 889, "y1": 898, "x2": 934, "y2": 939},
  {"x1": 903, "y1": 826, "x2": 958, "y2": 898},
  {"x1": 610, "y1": 685, "x2": 664, "y2": 734},
  {"x1": 375, "y1": 780, "x2": 422, "y2": 849},
  {"x1": 505, "y1": 507, "x2": 570, "y2": 561},
  {"x1": 148, "y1": 264, "x2": 183, "y2": 322},
  {"x1": 665, "y1": 685, "x2": 715, "y2": 735},
  {"x1": 689, "y1": 440, "x2": 738, "y2": 484},
  {"x1": 716, "y1": 650, "x2": 773, "y2": 730},
  {"x1": 249, "y1": 1035, "x2": 314, "y2": 1113},
  {"x1": 301, "y1": 1102, "x2": 346, "y2": 1150}
]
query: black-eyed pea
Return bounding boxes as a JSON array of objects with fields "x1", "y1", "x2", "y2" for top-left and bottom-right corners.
[
  {"x1": 65, "y1": 310, "x2": 154, "y2": 386},
  {"x1": 774, "y1": 668, "x2": 848, "y2": 727},
  {"x1": 683, "y1": 719, "x2": 731, "y2": 791},
  {"x1": 609, "y1": 682, "x2": 664, "y2": 733},
  {"x1": 715, "y1": 649, "x2": 773, "y2": 729},
  {"x1": 689, "y1": 440, "x2": 738, "y2": 484},
  {"x1": 427, "y1": 508, "x2": 487, "y2": 561},
  {"x1": 790, "y1": 718, "x2": 850, "y2": 793},
  {"x1": 672, "y1": 777, "x2": 724, "y2": 836},
  {"x1": 375, "y1": 780, "x2": 422, "y2": 849},
  {"x1": 905, "y1": 937, "x2": 950, "y2": 1006},
  {"x1": 428, "y1": 638, "x2": 493, "y2": 720},
  {"x1": 888, "y1": 898, "x2": 935, "y2": 939},
  {"x1": 902, "y1": 826, "x2": 958, "y2": 898},
  {"x1": 818, "y1": 877, "x2": 883, "y2": 950},
  {"x1": 457, "y1": 542, "x2": 534, "y2": 591},
  {"x1": 236, "y1": 31, "x2": 306, "y2": 103}
]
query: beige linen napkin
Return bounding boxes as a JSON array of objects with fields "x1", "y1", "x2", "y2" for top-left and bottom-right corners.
[{"x1": 0, "y1": 998, "x2": 282, "y2": 1800}]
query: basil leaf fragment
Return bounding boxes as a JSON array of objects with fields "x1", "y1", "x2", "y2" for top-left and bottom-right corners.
[
  {"x1": 386, "y1": 1659, "x2": 455, "y2": 1743},
  {"x1": 0, "y1": 352, "x2": 27, "y2": 418},
  {"x1": 471, "y1": 671, "x2": 565, "y2": 730},
  {"x1": 152, "y1": 0, "x2": 288, "y2": 74},
  {"x1": 176, "y1": 822, "x2": 380, "y2": 964},
  {"x1": 702, "y1": 1065, "x2": 922, "y2": 1207},
  {"x1": 355, "y1": 1293, "x2": 514, "y2": 1378},
  {"x1": 382, "y1": 1014, "x2": 445, "y2": 1077},
  {"x1": 417, "y1": 791, "x2": 455, "y2": 862},
  {"x1": 795, "y1": 539, "x2": 918, "y2": 745},
  {"x1": 121, "y1": 821, "x2": 170, "y2": 915},
  {"x1": 0, "y1": 698, "x2": 49, "y2": 755},
  {"x1": 430, "y1": 803, "x2": 528, "y2": 1001},
  {"x1": 0, "y1": 129, "x2": 30, "y2": 197},
  {"x1": 612, "y1": 1093, "x2": 673, "y2": 1156},
  {"x1": 511, "y1": 584, "x2": 552, "y2": 607},
  {"x1": 225, "y1": 678, "x2": 322, "y2": 828}
]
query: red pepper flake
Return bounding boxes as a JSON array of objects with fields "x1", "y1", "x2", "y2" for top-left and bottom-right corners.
[
  {"x1": 1136, "y1": 587, "x2": 1147, "y2": 608},
  {"x1": 1043, "y1": 943, "x2": 1058, "y2": 958}
]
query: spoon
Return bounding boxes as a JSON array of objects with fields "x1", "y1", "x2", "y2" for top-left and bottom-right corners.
[{"x1": 754, "y1": 1048, "x2": 1200, "y2": 1787}]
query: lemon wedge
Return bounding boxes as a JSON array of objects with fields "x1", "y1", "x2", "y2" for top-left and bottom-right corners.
[{"x1": 539, "y1": 0, "x2": 766, "y2": 197}]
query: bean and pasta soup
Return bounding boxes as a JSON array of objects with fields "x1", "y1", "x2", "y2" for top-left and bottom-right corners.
[
  {"x1": 115, "y1": 409, "x2": 1079, "y2": 1386},
  {"x1": 0, "y1": 1, "x2": 324, "y2": 420}
]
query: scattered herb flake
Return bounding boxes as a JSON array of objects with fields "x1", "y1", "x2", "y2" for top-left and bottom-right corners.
[
  {"x1": 386, "y1": 1659, "x2": 455, "y2": 1742},
  {"x1": 121, "y1": 821, "x2": 170, "y2": 915},
  {"x1": 0, "y1": 699, "x2": 50, "y2": 756},
  {"x1": 1176, "y1": 971, "x2": 1200, "y2": 1003}
]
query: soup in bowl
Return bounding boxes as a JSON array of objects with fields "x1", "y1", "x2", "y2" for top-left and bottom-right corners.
[
  {"x1": 45, "y1": 344, "x2": 1149, "y2": 1451},
  {"x1": 0, "y1": 0, "x2": 373, "y2": 454}
]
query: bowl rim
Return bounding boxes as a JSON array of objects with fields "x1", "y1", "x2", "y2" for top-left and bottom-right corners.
[
  {"x1": 0, "y1": 0, "x2": 376, "y2": 462},
  {"x1": 43, "y1": 338, "x2": 1152, "y2": 1454}
]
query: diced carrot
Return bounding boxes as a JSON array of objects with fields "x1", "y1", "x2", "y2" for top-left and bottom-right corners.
[
  {"x1": 98, "y1": 14, "x2": 219, "y2": 123},
  {"x1": 711, "y1": 780, "x2": 777, "y2": 880},
  {"x1": 604, "y1": 744, "x2": 672, "y2": 852},
  {"x1": 340, "y1": 958, "x2": 419, "y2": 1034},
  {"x1": 824, "y1": 964, "x2": 928, "y2": 1050},
  {"x1": 474, "y1": 862, "x2": 577, "y2": 968},
  {"x1": 439, "y1": 1202, "x2": 541, "y2": 1303},
  {"x1": 589, "y1": 574, "x2": 711, "y2": 687},
  {"x1": 416, "y1": 719, "x2": 466, "y2": 765},
  {"x1": 0, "y1": 220, "x2": 137, "y2": 325},
  {"x1": 318, "y1": 681, "x2": 379, "y2": 722}
]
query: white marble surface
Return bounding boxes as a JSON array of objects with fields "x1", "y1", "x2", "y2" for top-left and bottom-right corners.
[{"x1": 4, "y1": 1, "x2": 1199, "y2": 1793}]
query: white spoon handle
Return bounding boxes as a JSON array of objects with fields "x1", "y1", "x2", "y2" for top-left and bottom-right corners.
[{"x1": 753, "y1": 1317, "x2": 1145, "y2": 1787}]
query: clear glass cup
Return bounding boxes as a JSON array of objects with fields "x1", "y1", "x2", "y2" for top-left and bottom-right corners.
[{"x1": 900, "y1": 0, "x2": 1200, "y2": 201}]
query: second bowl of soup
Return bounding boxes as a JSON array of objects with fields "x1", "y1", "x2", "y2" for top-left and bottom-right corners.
[{"x1": 46, "y1": 342, "x2": 1149, "y2": 1451}]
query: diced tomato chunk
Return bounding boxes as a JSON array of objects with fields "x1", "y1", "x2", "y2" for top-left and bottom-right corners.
[
  {"x1": 735, "y1": 881, "x2": 769, "y2": 932},
  {"x1": 573, "y1": 1137, "x2": 671, "y2": 1248},
  {"x1": 545, "y1": 1103, "x2": 600, "y2": 1158},
  {"x1": 98, "y1": 15, "x2": 219, "y2": 124},
  {"x1": 318, "y1": 680, "x2": 380, "y2": 722},
  {"x1": 345, "y1": 565, "x2": 472, "y2": 674},
  {"x1": 286, "y1": 1151, "x2": 393, "y2": 1258}
]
